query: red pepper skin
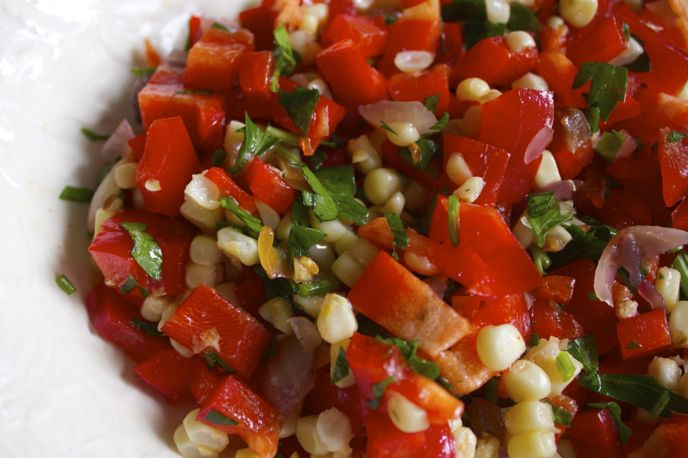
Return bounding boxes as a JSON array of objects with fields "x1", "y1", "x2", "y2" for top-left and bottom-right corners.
[
  {"x1": 618, "y1": 89, "x2": 688, "y2": 147},
  {"x1": 136, "y1": 116, "x2": 200, "y2": 217},
  {"x1": 387, "y1": 65, "x2": 451, "y2": 117},
  {"x1": 183, "y1": 28, "x2": 254, "y2": 93},
  {"x1": 659, "y1": 127, "x2": 688, "y2": 207},
  {"x1": 435, "y1": 333, "x2": 494, "y2": 396},
  {"x1": 232, "y1": 268, "x2": 267, "y2": 318},
  {"x1": 617, "y1": 309, "x2": 671, "y2": 359},
  {"x1": 302, "y1": 368, "x2": 365, "y2": 435},
  {"x1": 323, "y1": 14, "x2": 387, "y2": 57},
  {"x1": 204, "y1": 167, "x2": 256, "y2": 212},
  {"x1": 536, "y1": 51, "x2": 587, "y2": 108},
  {"x1": 452, "y1": 293, "x2": 531, "y2": 339},
  {"x1": 530, "y1": 301, "x2": 584, "y2": 341},
  {"x1": 238, "y1": 51, "x2": 273, "y2": 95},
  {"x1": 85, "y1": 284, "x2": 170, "y2": 362},
  {"x1": 138, "y1": 65, "x2": 225, "y2": 149},
  {"x1": 128, "y1": 134, "x2": 146, "y2": 161},
  {"x1": 134, "y1": 348, "x2": 193, "y2": 403},
  {"x1": 190, "y1": 358, "x2": 226, "y2": 406},
  {"x1": 442, "y1": 134, "x2": 510, "y2": 206},
  {"x1": 673, "y1": 197, "x2": 688, "y2": 231},
  {"x1": 454, "y1": 36, "x2": 538, "y2": 86},
  {"x1": 637, "y1": 420, "x2": 688, "y2": 457},
  {"x1": 161, "y1": 285, "x2": 271, "y2": 379},
  {"x1": 243, "y1": 158, "x2": 295, "y2": 215},
  {"x1": 88, "y1": 210, "x2": 194, "y2": 296},
  {"x1": 567, "y1": 15, "x2": 626, "y2": 65},
  {"x1": 479, "y1": 88, "x2": 555, "y2": 203},
  {"x1": 197, "y1": 376, "x2": 279, "y2": 458},
  {"x1": 568, "y1": 409, "x2": 623, "y2": 458},
  {"x1": 187, "y1": 15, "x2": 203, "y2": 48},
  {"x1": 239, "y1": 5, "x2": 278, "y2": 51},
  {"x1": 316, "y1": 39, "x2": 388, "y2": 111},
  {"x1": 380, "y1": 140, "x2": 439, "y2": 190},
  {"x1": 347, "y1": 251, "x2": 470, "y2": 357},
  {"x1": 365, "y1": 411, "x2": 456, "y2": 458}
]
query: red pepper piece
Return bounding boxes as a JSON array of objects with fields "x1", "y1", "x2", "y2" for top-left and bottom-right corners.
[
  {"x1": 136, "y1": 116, "x2": 200, "y2": 217},
  {"x1": 134, "y1": 348, "x2": 193, "y2": 403},
  {"x1": 161, "y1": 285, "x2": 271, "y2": 378},
  {"x1": 454, "y1": 36, "x2": 538, "y2": 86},
  {"x1": 197, "y1": 376, "x2": 279, "y2": 458},
  {"x1": 323, "y1": 14, "x2": 387, "y2": 57},
  {"x1": 204, "y1": 167, "x2": 256, "y2": 212},
  {"x1": 567, "y1": 15, "x2": 626, "y2": 65},
  {"x1": 617, "y1": 309, "x2": 671, "y2": 359},
  {"x1": 659, "y1": 127, "x2": 688, "y2": 207},
  {"x1": 452, "y1": 293, "x2": 531, "y2": 339},
  {"x1": 189, "y1": 358, "x2": 226, "y2": 406},
  {"x1": 672, "y1": 197, "x2": 688, "y2": 231},
  {"x1": 569, "y1": 409, "x2": 623, "y2": 458},
  {"x1": 387, "y1": 65, "x2": 451, "y2": 116},
  {"x1": 347, "y1": 251, "x2": 470, "y2": 357},
  {"x1": 244, "y1": 158, "x2": 295, "y2": 215},
  {"x1": 238, "y1": 51, "x2": 274, "y2": 94},
  {"x1": 85, "y1": 283, "x2": 169, "y2": 362},
  {"x1": 88, "y1": 210, "x2": 194, "y2": 296},
  {"x1": 365, "y1": 411, "x2": 456, "y2": 458}
]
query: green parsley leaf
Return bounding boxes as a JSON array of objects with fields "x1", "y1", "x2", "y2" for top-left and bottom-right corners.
[
  {"x1": 81, "y1": 127, "x2": 110, "y2": 141},
  {"x1": 385, "y1": 213, "x2": 410, "y2": 258},
  {"x1": 120, "y1": 222, "x2": 163, "y2": 281},
  {"x1": 296, "y1": 276, "x2": 340, "y2": 296},
  {"x1": 555, "y1": 352, "x2": 576, "y2": 381},
  {"x1": 203, "y1": 350, "x2": 233, "y2": 372},
  {"x1": 131, "y1": 66, "x2": 156, "y2": 78},
  {"x1": 526, "y1": 192, "x2": 573, "y2": 248},
  {"x1": 528, "y1": 332, "x2": 541, "y2": 347},
  {"x1": 529, "y1": 246, "x2": 551, "y2": 275},
  {"x1": 210, "y1": 21, "x2": 229, "y2": 32},
  {"x1": 119, "y1": 275, "x2": 148, "y2": 296},
  {"x1": 219, "y1": 196, "x2": 264, "y2": 238},
  {"x1": 234, "y1": 112, "x2": 281, "y2": 170},
  {"x1": 306, "y1": 149, "x2": 328, "y2": 170},
  {"x1": 59, "y1": 185, "x2": 94, "y2": 203},
  {"x1": 400, "y1": 137, "x2": 438, "y2": 170},
  {"x1": 441, "y1": 0, "x2": 487, "y2": 22},
  {"x1": 448, "y1": 195, "x2": 460, "y2": 246},
  {"x1": 622, "y1": 22, "x2": 631, "y2": 42},
  {"x1": 568, "y1": 335, "x2": 599, "y2": 373},
  {"x1": 55, "y1": 274, "x2": 76, "y2": 295},
  {"x1": 650, "y1": 390, "x2": 671, "y2": 417},
  {"x1": 429, "y1": 112, "x2": 450, "y2": 133},
  {"x1": 279, "y1": 87, "x2": 320, "y2": 134},
  {"x1": 625, "y1": 340, "x2": 641, "y2": 350},
  {"x1": 424, "y1": 95, "x2": 440, "y2": 113},
  {"x1": 301, "y1": 166, "x2": 339, "y2": 221},
  {"x1": 672, "y1": 251, "x2": 688, "y2": 299},
  {"x1": 211, "y1": 149, "x2": 227, "y2": 167},
  {"x1": 588, "y1": 402, "x2": 632, "y2": 442},
  {"x1": 507, "y1": 3, "x2": 539, "y2": 33},
  {"x1": 551, "y1": 404, "x2": 573, "y2": 426},
  {"x1": 549, "y1": 217, "x2": 617, "y2": 268},
  {"x1": 368, "y1": 376, "x2": 396, "y2": 409},
  {"x1": 376, "y1": 336, "x2": 441, "y2": 380},
  {"x1": 289, "y1": 225, "x2": 326, "y2": 258},
  {"x1": 265, "y1": 125, "x2": 300, "y2": 146},
  {"x1": 332, "y1": 347, "x2": 350, "y2": 384},
  {"x1": 131, "y1": 319, "x2": 164, "y2": 337},
  {"x1": 585, "y1": 106, "x2": 602, "y2": 134},
  {"x1": 314, "y1": 165, "x2": 369, "y2": 225},
  {"x1": 204, "y1": 410, "x2": 239, "y2": 426},
  {"x1": 463, "y1": 21, "x2": 507, "y2": 49},
  {"x1": 572, "y1": 62, "x2": 628, "y2": 122},
  {"x1": 272, "y1": 23, "x2": 297, "y2": 91},
  {"x1": 668, "y1": 130, "x2": 688, "y2": 144},
  {"x1": 594, "y1": 130, "x2": 627, "y2": 163}
]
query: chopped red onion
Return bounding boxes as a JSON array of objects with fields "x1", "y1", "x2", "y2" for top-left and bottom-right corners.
[
  {"x1": 543, "y1": 179, "x2": 576, "y2": 200},
  {"x1": 87, "y1": 162, "x2": 120, "y2": 233},
  {"x1": 359, "y1": 101, "x2": 438, "y2": 135},
  {"x1": 638, "y1": 279, "x2": 666, "y2": 310},
  {"x1": 557, "y1": 108, "x2": 591, "y2": 152},
  {"x1": 101, "y1": 119, "x2": 134, "y2": 162},
  {"x1": 616, "y1": 130, "x2": 637, "y2": 160},
  {"x1": 524, "y1": 126, "x2": 554, "y2": 164},
  {"x1": 594, "y1": 226, "x2": 688, "y2": 306}
]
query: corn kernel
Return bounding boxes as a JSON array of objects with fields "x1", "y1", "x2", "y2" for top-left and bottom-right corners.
[
  {"x1": 559, "y1": 0, "x2": 598, "y2": 27},
  {"x1": 512, "y1": 72, "x2": 550, "y2": 92},
  {"x1": 217, "y1": 227, "x2": 259, "y2": 266},
  {"x1": 456, "y1": 78, "x2": 491, "y2": 102},
  {"x1": 289, "y1": 30, "x2": 321, "y2": 65},
  {"x1": 276, "y1": 212, "x2": 293, "y2": 241},
  {"x1": 234, "y1": 448, "x2": 260, "y2": 458},
  {"x1": 669, "y1": 301, "x2": 688, "y2": 347},
  {"x1": 462, "y1": 105, "x2": 482, "y2": 137},
  {"x1": 255, "y1": 199, "x2": 280, "y2": 231},
  {"x1": 455, "y1": 176, "x2": 485, "y2": 203},
  {"x1": 479, "y1": 89, "x2": 502, "y2": 104},
  {"x1": 141, "y1": 295, "x2": 171, "y2": 322},
  {"x1": 308, "y1": 77, "x2": 333, "y2": 99},
  {"x1": 507, "y1": 432, "x2": 557, "y2": 458},
  {"x1": 506, "y1": 31, "x2": 536, "y2": 53},
  {"x1": 348, "y1": 135, "x2": 381, "y2": 169},
  {"x1": 453, "y1": 426, "x2": 477, "y2": 458},
  {"x1": 309, "y1": 243, "x2": 336, "y2": 271},
  {"x1": 513, "y1": 215, "x2": 534, "y2": 248},
  {"x1": 113, "y1": 162, "x2": 137, "y2": 189},
  {"x1": 608, "y1": 37, "x2": 644, "y2": 67},
  {"x1": 293, "y1": 295, "x2": 325, "y2": 318},
  {"x1": 504, "y1": 401, "x2": 556, "y2": 435},
  {"x1": 293, "y1": 256, "x2": 320, "y2": 283},
  {"x1": 475, "y1": 435, "x2": 500, "y2": 458},
  {"x1": 384, "y1": 122, "x2": 421, "y2": 147},
  {"x1": 394, "y1": 51, "x2": 435, "y2": 74},
  {"x1": 296, "y1": 416, "x2": 328, "y2": 455},
  {"x1": 364, "y1": 168, "x2": 404, "y2": 205},
  {"x1": 334, "y1": 230, "x2": 359, "y2": 255},
  {"x1": 182, "y1": 408, "x2": 229, "y2": 451},
  {"x1": 403, "y1": 251, "x2": 439, "y2": 276},
  {"x1": 476, "y1": 324, "x2": 526, "y2": 371},
  {"x1": 446, "y1": 153, "x2": 474, "y2": 186},
  {"x1": 259, "y1": 297, "x2": 294, "y2": 333},
  {"x1": 145, "y1": 178, "x2": 161, "y2": 192},
  {"x1": 181, "y1": 201, "x2": 223, "y2": 232},
  {"x1": 349, "y1": 238, "x2": 380, "y2": 266},
  {"x1": 656, "y1": 267, "x2": 681, "y2": 311},
  {"x1": 316, "y1": 407, "x2": 352, "y2": 452},
  {"x1": 378, "y1": 191, "x2": 406, "y2": 216},
  {"x1": 311, "y1": 216, "x2": 349, "y2": 243},
  {"x1": 543, "y1": 225, "x2": 573, "y2": 252},
  {"x1": 173, "y1": 424, "x2": 219, "y2": 458},
  {"x1": 533, "y1": 150, "x2": 561, "y2": 190},
  {"x1": 648, "y1": 356, "x2": 681, "y2": 391},
  {"x1": 190, "y1": 235, "x2": 224, "y2": 266},
  {"x1": 330, "y1": 339, "x2": 355, "y2": 388},
  {"x1": 224, "y1": 120, "x2": 245, "y2": 155},
  {"x1": 387, "y1": 392, "x2": 430, "y2": 433},
  {"x1": 331, "y1": 252, "x2": 365, "y2": 287},
  {"x1": 171, "y1": 338, "x2": 195, "y2": 358},
  {"x1": 185, "y1": 262, "x2": 223, "y2": 289},
  {"x1": 485, "y1": 0, "x2": 510, "y2": 24},
  {"x1": 504, "y1": 360, "x2": 552, "y2": 402},
  {"x1": 317, "y1": 293, "x2": 358, "y2": 343},
  {"x1": 185, "y1": 174, "x2": 220, "y2": 210}
]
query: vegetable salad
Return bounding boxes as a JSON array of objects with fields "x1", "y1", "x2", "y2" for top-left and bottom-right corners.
[{"x1": 59, "y1": 0, "x2": 688, "y2": 456}]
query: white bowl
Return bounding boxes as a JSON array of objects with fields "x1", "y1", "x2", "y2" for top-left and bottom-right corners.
[{"x1": 0, "y1": 1, "x2": 250, "y2": 456}]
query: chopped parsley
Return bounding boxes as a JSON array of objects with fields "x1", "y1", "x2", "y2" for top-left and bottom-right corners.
[
  {"x1": 59, "y1": 185, "x2": 94, "y2": 203},
  {"x1": 301, "y1": 166, "x2": 339, "y2": 221},
  {"x1": 551, "y1": 404, "x2": 573, "y2": 426},
  {"x1": 448, "y1": 195, "x2": 460, "y2": 246},
  {"x1": 131, "y1": 66, "x2": 156, "y2": 78},
  {"x1": 331, "y1": 347, "x2": 350, "y2": 384},
  {"x1": 529, "y1": 246, "x2": 551, "y2": 275},
  {"x1": 368, "y1": 376, "x2": 396, "y2": 409},
  {"x1": 429, "y1": 112, "x2": 450, "y2": 133},
  {"x1": 549, "y1": 217, "x2": 616, "y2": 268},
  {"x1": 210, "y1": 22, "x2": 229, "y2": 32},
  {"x1": 507, "y1": 3, "x2": 539, "y2": 33},
  {"x1": 278, "y1": 87, "x2": 320, "y2": 134},
  {"x1": 219, "y1": 196, "x2": 263, "y2": 238},
  {"x1": 81, "y1": 127, "x2": 110, "y2": 141},
  {"x1": 672, "y1": 250, "x2": 688, "y2": 298},
  {"x1": 526, "y1": 192, "x2": 573, "y2": 248},
  {"x1": 668, "y1": 130, "x2": 688, "y2": 144},
  {"x1": 312, "y1": 165, "x2": 369, "y2": 224},
  {"x1": 233, "y1": 112, "x2": 280, "y2": 171},
  {"x1": 131, "y1": 319, "x2": 164, "y2": 337},
  {"x1": 211, "y1": 149, "x2": 227, "y2": 167},
  {"x1": 463, "y1": 21, "x2": 507, "y2": 49},
  {"x1": 203, "y1": 351, "x2": 233, "y2": 372},
  {"x1": 295, "y1": 277, "x2": 340, "y2": 296},
  {"x1": 572, "y1": 62, "x2": 628, "y2": 124},
  {"x1": 271, "y1": 23, "x2": 297, "y2": 91},
  {"x1": 377, "y1": 336, "x2": 441, "y2": 380},
  {"x1": 203, "y1": 410, "x2": 239, "y2": 426},
  {"x1": 120, "y1": 222, "x2": 163, "y2": 281},
  {"x1": 119, "y1": 275, "x2": 149, "y2": 297},
  {"x1": 441, "y1": 0, "x2": 487, "y2": 22},
  {"x1": 288, "y1": 225, "x2": 326, "y2": 258},
  {"x1": 380, "y1": 120, "x2": 398, "y2": 136},
  {"x1": 423, "y1": 95, "x2": 440, "y2": 113},
  {"x1": 594, "y1": 130, "x2": 627, "y2": 163},
  {"x1": 400, "y1": 136, "x2": 438, "y2": 170},
  {"x1": 55, "y1": 274, "x2": 76, "y2": 295},
  {"x1": 385, "y1": 213, "x2": 409, "y2": 259}
]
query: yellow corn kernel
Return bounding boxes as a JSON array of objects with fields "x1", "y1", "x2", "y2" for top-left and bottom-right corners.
[
  {"x1": 182, "y1": 408, "x2": 229, "y2": 451},
  {"x1": 656, "y1": 267, "x2": 681, "y2": 311},
  {"x1": 387, "y1": 392, "x2": 430, "y2": 433},
  {"x1": 507, "y1": 432, "x2": 557, "y2": 458},
  {"x1": 504, "y1": 401, "x2": 556, "y2": 435},
  {"x1": 259, "y1": 297, "x2": 294, "y2": 333},
  {"x1": 503, "y1": 360, "x2": 552, "y2": 402},
  {"x1": 190, "y1": 235, "x2": 224, "y2": 266},
  {"x1": 456, "y1": 78, "x2": 490, "y2": 102},
  {"x1": 476, "y1": 324, "x2": 526, "y2": 371},
  {"x1": 317, "y1": 293, "x2": 358, "y2": 343},
  {"x1": 559, "y1": 0, "x2": 598, "y2": 27}
]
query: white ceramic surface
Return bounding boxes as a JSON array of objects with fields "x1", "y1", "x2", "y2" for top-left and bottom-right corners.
[{"x1": 0, "y1": 1, "x2": 251, "y2": 456}]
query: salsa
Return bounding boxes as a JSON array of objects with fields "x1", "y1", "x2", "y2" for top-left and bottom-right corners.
[{"x1": 60, "y1": 0, "x2": 688, "y2": 456}]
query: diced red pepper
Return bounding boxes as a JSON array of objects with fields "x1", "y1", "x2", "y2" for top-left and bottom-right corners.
[
  {"x1": 530, "y1": 301, "x2": 584, "y2": 340},
  {"x1": 239, "y1": 5, "x2": 278, "y2": 51},
  {"x1": 190, "y1": 358, "x2": 226, "y2": 406},
  {"x1": 567, "y1": 15, "x2": 626, "y2": 65},
  {"x1": 323, "y1": 14, "x2": 387, "y2": 57},
  {"x1": 88, "y1": 210, "x2": 194, "y2": 296},
  {"x1": 365, "y1": 411, "x2": 455, "y2": 458},
  {"x1": 138, "y1": 65, "x2": 225, "y2": 148},
  {"x1": 673, "y1": 197, "x2": 688, "y2": 231},
  {"x1": 85, "y1": 283, "x2": 169, "y2": 362},
  {"x1": 183, "y1": 27, "x2": 254, "y2": 93},
  {"x1": 238, "y1": 51, "x2": 274, "y2": 94},
  {"x1": 204, "y1": 166, "x2": 256, "y2": 212},
  {"x1": 161, "y1": 285, "x2": 272, "y2": 378},
  {"x1": 347, "y1": 251, "x2": 470, "y2": 357},
  {"x1": 536, "y1": 51, "x2": 587, "y2": 108},
  {"x1": 569, "y1": 409, "x2": 623, "y2": 458},
  {"x1": 616, "y1": 309, "x2": 671, "y2": 359},
  {"x1": 187, "y1": 15, "x2": 203, "y2": 48},
  {"x1": 128, "y1": 134, "x2": 146, "y2": 161},
  {"x1": 658, "y1": 127, "x2": 688, "y2": 207},
  {"x1": 442, "y1": 134, "x2": 510, "y2": 206},
  {"x1": 316, "y1": 39, "x2": 388, "y2": 111},
  {"x1": 302, "y1": 368, "x2": 365, "y2": 435},
  {"x1": 454, "y1": 36, "x2": 538, "y2": 86},
  {"x1": 197, "y1": 376, "x2": 279, "y2": 458},
  {"x1": 636, "y1": 420, "x2": 688, "y2": 458},
  {"x1": 452, "y1": 293, "x2": 531, "y2": 339},
  {"x1": 618, "y1": 89, "x2": 688, "y2": 146},
  {"x1": 387, "y1": 65, "x2": 451, "y2": 116},
  {"x1": 134, "y1": 348, "x2": 193, "y2": 403},
  {"x1": 479, "y1": 88, "x2": 555, "y2": 203},
  {"x1": 136, "y1": 116, "x2": 200, "y2": 217},
  {"x1": 439, "y1": 22, "x2": 463, "y2": 65},
  {"x1": 380, "y1": 140, "x2": 439, "y2": 190},
  {"x1": 243, "y1": 158, "x2": 295, "y2": 214},
  {"x1": 435, "y1": 333, "x2": 494, "y2": 395}
]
